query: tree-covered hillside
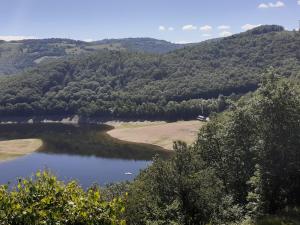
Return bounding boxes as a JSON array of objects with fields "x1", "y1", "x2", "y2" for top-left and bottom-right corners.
[
  {"x1": 91, "y1": 38, "x2": 183, "y2": 54},
  {"x1": 0, "y1": 25, "x2": 299, "y2": 119},
  {"x1": 1, "y1": 76, "x2": 299, "y2": 225},
  {"x1": 125, "y1": 75, "x2": 300, "y2": 225},
  {"x1": 0, "y1": 38, "x2": 183, "y2": 75}
]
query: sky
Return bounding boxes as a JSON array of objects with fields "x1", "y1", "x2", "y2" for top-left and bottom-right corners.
[{"x1": 0, "y1": 0, "x2": 299, "y2": 43}]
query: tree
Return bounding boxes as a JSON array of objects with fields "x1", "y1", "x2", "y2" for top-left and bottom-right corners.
[
  {"x1": 126, "y1": 142, "x2": 229, "y2": 225},
  {"x1": 196, "y1": 74, "x2": 300, "y2": 213},
  {"x1": 254, "y1": 74, "x2": 300, "y2": 212}
]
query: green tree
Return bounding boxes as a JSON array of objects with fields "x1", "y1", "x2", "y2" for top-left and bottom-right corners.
[
  {"x1": 196, "y1": 74, "x2": 300, "y2": 213},
  {"x1": 126, "y1": 142, "x2": 230, "y2": 225},
  {"x1": 254, "y1": 75, "x2": 300, "y2": 212}
]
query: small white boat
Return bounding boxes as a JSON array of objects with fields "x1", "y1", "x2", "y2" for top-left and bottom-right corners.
[{"x1": 124, "y1": 172, "x2": 133, "y2": 175}]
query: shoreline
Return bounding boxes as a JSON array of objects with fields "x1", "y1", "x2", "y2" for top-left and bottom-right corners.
[
  {"x1": 0, "y1": 115, "x2": 201, "y2": 125},
  {"x1": 106, "y1": 120, "x2": 204, "y2": 150},
  {"x1": 0, "y1": 120, "x2": 203, "y2": 159},
  {"x1": 0, "y1": 115, "x2": 174, "y2": 125},
  {"x1": 0, "y1": 139, "x2": 43, "y2": 162}
]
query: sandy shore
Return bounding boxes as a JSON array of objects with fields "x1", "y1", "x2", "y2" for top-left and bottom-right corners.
[
  {"x1": 106, "y1": 120, "x2": 204, "y2": 150},
  {"x1": 0, "y1": 139, "x2": 43, "y2": 162}
]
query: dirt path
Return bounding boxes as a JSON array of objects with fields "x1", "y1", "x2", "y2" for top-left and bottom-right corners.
[
  {"x1": 106, "y1": 120, "x2": 204, "y2": 150},
  {"x1": 0, "y1": 139, "x2": 43, "y2": 162}
]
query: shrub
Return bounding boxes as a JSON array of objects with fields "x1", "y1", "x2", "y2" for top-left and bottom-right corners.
[{"x1": 0, "y1": 171, "x2": 126, "y2": 225}]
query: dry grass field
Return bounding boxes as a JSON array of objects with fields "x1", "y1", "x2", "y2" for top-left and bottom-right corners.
[
  {"x1": 0, "y1": 139, "x2": 43, "y2": 162},
  {"x1": 106, "y1": 120, "x2": 204, "y2": 150}
]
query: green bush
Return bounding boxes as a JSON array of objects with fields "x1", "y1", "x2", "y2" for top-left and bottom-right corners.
[{"x1": 0, "y1": 171, "x2": 126, "y2": 225}]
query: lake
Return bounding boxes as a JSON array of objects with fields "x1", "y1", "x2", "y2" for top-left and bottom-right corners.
[{"x1": 0, "y1": 123, "x2": 170, "y2": 188}]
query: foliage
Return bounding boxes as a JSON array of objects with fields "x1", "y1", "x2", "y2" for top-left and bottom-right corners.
[
  {"x1": 92, "y1": 38, "x2": 183, "y2": 54},
  {"x1": 0, "y1": 38, "x2": 183, "y2": 75},
  {"x1": 241, "y1": 207, "x2": 300, "y2": 225},
  {"x1": 101, "y1": 182, "x2": 131, "y2": 202},
  {"x1": 196, "y1": 74, "x2": 300, "y2": 213},
  {"x1": 1, "y1": 25, "x2": 299, "y2": 119},
  {"x1": 246, "y1": 165, "x2": 264, "y2": 219},
  {"x1": 0, "y1": 171, "x2": 126, "y2": 225},
  {"x1": 126, "y1": 142, "x2": 243, "y2": 225},
  {"x1": 124, "y1": 75, "x2": 300, "y2": 224}
]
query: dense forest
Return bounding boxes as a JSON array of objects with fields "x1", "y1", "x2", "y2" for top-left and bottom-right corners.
[
  {"x1": 0, "y1": 25, "x2": 299, "y2": 120},
  {"x1": 1, "y1": 75, "x2": 299, "y2": 224},
  {"x1": 0, "y1": 38, "x2": 183, "y2": 75},
  {"x1": 124, "y1": 75, "x2": 300, "y2": 224}
]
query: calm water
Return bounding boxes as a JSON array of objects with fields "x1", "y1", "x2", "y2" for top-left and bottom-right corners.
[{"x1": 0, "y1": 123, "x2": 169, "y2": 188}]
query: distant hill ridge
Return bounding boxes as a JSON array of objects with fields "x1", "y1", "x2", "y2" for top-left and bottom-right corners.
[
  {"x1": 0, "y1": 25, "x2": 299, "y2": 120},
  {"x1": 0, "y1": 37, "x2": 183, "y2": 75}
]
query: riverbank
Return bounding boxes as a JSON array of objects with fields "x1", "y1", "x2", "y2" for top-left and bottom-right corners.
[
  {"x1": 106, "y1": 120, "x2": 204, "y2": 150},
  {"x1": 0, "y1": 139, "x2": 43, "y2": 162}
]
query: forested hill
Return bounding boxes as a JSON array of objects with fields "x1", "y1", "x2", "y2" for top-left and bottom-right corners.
[
  {"x1": 91, "y1": 38, "x2": 183, "y2": 54},
  {"x1": 0, "y1": 25, "x2": 299, "y2": 120},
  {"x1": 0, "y1": 38, "x2": 183, "y2": 75}
]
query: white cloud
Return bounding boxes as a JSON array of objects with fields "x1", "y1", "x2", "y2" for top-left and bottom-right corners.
[
  {"x1": 219, "y1": 31, "x2": 232, "y2": 37},
  {"x1": 298, "y1": 0, "x2": 300, "y2": 5},
  {"x1": 83, "y1": 38, "x2": 94, "y2": 42},
  {"x1": 182, "y1": 24, "x2": 197, "y2": 31},
  {"x1": 159, "y1": 26, "x2": 174, "y2": 31},
  {"x1": 202, "y1": 33, "x2": 212, "y2": 37},
  {"x1": 218, "y1": 25, "x2": 231, "y2": 30},
  {"x1": 269, "y1": 1, "x2": 285, "y2": 7},
  {"x1": 258, "y1": 3, "x2": 269, "y2": 8},
  {"x1": 0, "y1": 35, "x2": 36, "y2": 41},
  {"x1": 158, "y1": 26, "x2": 166, "y2": 31},
  {"x1": 199, "y1": 25, "x2": 213, "y2": 32},
  {"x1": 241, "y1": 24, "x2": 261, "y2": 31},
  {"x1": 258, "y1": 1, "x2": 285, "y2": 8}
]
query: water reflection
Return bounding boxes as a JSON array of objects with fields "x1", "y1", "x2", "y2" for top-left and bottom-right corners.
[
  {"x1": 0, "y1": 123, "x2": 170, "y2": 160},
  {"x1": 0, "y1": 123, "x2": 170, "y2": 187}
]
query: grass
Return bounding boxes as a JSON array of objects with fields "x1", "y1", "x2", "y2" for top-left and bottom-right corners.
[{"x1": 106, "y1": 120, "x2": 204, "y2": 150}]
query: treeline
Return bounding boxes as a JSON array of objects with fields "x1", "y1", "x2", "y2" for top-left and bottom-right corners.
[{"x1": 0, "y1": 25, "x2": 299, "y2": 120}]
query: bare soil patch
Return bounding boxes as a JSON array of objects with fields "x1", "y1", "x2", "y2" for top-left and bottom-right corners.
[
  {"x1": 0, "y1": 139, "x2": 43, "y2": 162},
  {"x1": 106, "y1": 120, "x2": 204, "y2": 150}
]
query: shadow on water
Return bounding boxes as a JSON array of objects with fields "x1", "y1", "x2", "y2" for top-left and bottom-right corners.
[{"x1": 0, "y1": 123, "x2": 171, "y2": 161}]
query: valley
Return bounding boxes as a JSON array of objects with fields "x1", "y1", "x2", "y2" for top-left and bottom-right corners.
[{"x1": 0, "y1": 23, "x2": 299, "y2": 225}]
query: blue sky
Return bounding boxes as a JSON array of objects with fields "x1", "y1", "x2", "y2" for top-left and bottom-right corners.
[{"x1": 0, "y1": 0, "x2": 299, "y2": 43}]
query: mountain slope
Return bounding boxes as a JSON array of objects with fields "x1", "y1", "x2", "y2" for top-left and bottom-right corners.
[
  {"x1": 0, "y1": 38, "x2": 183, "y2": 75},
  {"x1": 0, "y1": 25, "x2": 299, "y2": 119},
  {"x1": 92, "y1": 38, "x2": 183, "y2": 54}
]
